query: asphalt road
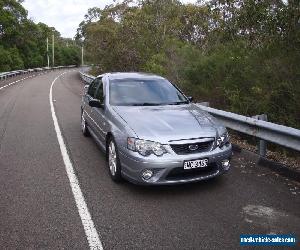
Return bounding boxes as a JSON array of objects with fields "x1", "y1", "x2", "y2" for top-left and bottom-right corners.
[{"x1": 0, "y1": 69, "x2": 299, "y2": 249}]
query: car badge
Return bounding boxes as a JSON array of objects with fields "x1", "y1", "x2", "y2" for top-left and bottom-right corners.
[{"x1": 188, "y1": 144, "x2": 199, "y2": 151}]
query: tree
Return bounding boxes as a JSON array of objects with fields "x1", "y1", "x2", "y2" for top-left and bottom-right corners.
[
  {"x1": 77, "y1": 0, "x2": 300, "y2": 128},
  {"x1": 0, "y1": 0, "x2": 81, "y2": 71}
]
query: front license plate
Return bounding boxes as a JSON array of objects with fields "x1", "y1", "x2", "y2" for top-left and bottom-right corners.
[{"x1": 184, "y1": 158, "x2": 208, "y2": 170}]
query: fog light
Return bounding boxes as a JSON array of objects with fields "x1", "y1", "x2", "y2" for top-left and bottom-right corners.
[
  {"x1": 142, "y1": 169, "x2": 153, "y2": 180},
  {"x1": 222, "y1": 159, "x2": 230, "y2": 170}
]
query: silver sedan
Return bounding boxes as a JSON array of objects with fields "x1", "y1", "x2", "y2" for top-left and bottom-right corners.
[{"x1": 81, "y1": 72, "x2": 232, "y2": 185}]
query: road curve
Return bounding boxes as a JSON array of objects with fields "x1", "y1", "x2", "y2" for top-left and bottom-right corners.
[{"x1": 0, "y1": 70, "x2": 299, "y2": 249}]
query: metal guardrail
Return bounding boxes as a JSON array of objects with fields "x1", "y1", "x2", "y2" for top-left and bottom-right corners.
[
  {"x1": 79, "y1": 71, "x2": 94, "y2": 84},
  {"x1": 0, "y1": 65, "x2": 76, "y2": 81},
  {"x1": 79, "y1": 72, "x2": 300, "y2": 154},
  {"x1": 196, "y1": 104, "x2": 300, "y2": 153}
]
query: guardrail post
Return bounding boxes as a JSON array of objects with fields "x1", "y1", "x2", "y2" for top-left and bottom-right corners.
[{"x1": 253, "y1": 114, "x2": 268, "y2": 157}]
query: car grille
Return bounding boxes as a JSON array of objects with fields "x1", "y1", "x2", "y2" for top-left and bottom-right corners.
[
  {"x1": 166, "y1": 163, "x2": 219, "y2": 181},
  {"x1": 170, "y1": 140, "x2": 213, "y2": 155}
]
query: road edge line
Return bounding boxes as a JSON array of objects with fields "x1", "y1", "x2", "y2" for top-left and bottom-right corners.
[{"x1": 49, "y1": 71, "x2": 103, "y2": 250}]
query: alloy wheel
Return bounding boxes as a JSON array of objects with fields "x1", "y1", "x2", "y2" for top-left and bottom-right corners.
[{"x1": 108, "y1": 141, "x2": 117, "y2": 176}]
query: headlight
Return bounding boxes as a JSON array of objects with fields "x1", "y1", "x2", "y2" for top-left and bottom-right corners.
[
  {"x1": 217, "y1": 131, "x2": 229, "y2": 148},
  {"x1": 127, "y1": 138, "x2": 167, "y2": 156}
]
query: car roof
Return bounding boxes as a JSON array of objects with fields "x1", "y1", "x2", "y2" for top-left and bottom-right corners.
[{"x1": 96, "y1": 72, "x2": 165, "y2": 80}]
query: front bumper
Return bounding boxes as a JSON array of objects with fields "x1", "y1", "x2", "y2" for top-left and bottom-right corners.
[{"x1": 118, "y1": 143, "x2": 232, "y2": 185}]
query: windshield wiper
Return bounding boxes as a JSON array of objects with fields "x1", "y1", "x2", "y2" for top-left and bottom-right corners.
[
  {"x1": 130, "y1": 103, "x2": 163, "y2": 106},
  {"x1": 167, "y1": 101, "x2": 189, "y2": 105},
  {"x1": 126, "y1": 101, "x2": 189, "y2": 106}
]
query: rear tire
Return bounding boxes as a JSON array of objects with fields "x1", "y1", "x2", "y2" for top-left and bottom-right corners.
[
  {"x1": 81, "y1": 112, "x2": 90, "y2": 137},
  {"x1": 107, "y1": 137, "x2": 122, "y2": 182}
]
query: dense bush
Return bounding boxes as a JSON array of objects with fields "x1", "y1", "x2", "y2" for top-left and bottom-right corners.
[{"x1": 76, "y1": 0, "x2": 300, "y2": 128}]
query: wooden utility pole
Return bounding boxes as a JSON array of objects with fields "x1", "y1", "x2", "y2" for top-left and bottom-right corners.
[
  {"x1": 81, "y1": 46, "x2": 84, "y2": 66},
  {"x1": 52, "y1": 34, "x2": 55, "y2": 66},
  {"x1": 46, "y1": 37, "x2": 50, "y2": 67}
]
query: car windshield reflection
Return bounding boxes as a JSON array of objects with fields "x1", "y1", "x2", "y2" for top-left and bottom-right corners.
[{"x1": 109, "y1": 78, "x2": 189, "y2": 106}]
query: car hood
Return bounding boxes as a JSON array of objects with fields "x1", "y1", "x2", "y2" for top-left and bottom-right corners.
[{"x1": 113, "y1": 104, "x2": 220, "y2": 143}]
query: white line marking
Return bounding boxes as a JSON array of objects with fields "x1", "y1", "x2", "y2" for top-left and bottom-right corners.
[
  {"x1": 49, "y1": 72, "x2": 103, "y2": 250},
  {"x1": 0, "y1": 75, "x2": 36, "y2": 91}
]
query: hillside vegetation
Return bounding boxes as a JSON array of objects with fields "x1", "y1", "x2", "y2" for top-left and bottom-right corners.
[
  {"x1": 76, "y1": 0, "x2": 300, "y2": 128},
  {"x1": 0, "y1": 0, "x2": 80, "y2": 72}
]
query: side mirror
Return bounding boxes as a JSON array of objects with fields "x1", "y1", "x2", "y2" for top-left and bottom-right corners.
[
  {"x1": 89, "y1": 99, "x2": 103, "y2": 108},
  {"x1": 188, "y1": 96, "x2": 193, "y2": 102}
]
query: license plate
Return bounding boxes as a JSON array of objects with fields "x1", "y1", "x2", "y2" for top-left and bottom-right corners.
[{"x1": 184, "y1": 158, "x2": 208, "y2": 170}]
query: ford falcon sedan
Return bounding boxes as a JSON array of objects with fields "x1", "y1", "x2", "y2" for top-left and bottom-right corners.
[{"x1": 81, "y1": 72, "x2": 232, "y2": 185}]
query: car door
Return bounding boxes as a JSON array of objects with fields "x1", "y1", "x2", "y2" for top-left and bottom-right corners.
[
  {"x1": 90, "y1": 78, "x2": 107, "y2": 144},
  {"x1": 84, "y1": 77, "x2": 101, "y2": 133}
]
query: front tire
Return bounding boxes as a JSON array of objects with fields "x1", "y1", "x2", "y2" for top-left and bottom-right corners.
[
  {"x1": 107, "y1": 137, "x2": 122, "y2": 182},
  {"x1": 81, "y1": 112, "x2": 90, "y2": 137}
]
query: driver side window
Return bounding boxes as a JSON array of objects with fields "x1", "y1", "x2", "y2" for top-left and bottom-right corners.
[
  {"x1": 88, "y1": 78, "x2": 100, "y2": 98},
  {"x1": 94, "y1": 79, "x2": 104, "y2": 103}
]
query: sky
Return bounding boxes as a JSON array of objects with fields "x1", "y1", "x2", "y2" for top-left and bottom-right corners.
[{"x1": 22, "y1": 0, "x2": 197, "y2": 39}]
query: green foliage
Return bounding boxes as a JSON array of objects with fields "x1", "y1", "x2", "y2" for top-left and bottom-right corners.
[
  {"x1": 143, "y1": 54, "x2": 167, "y2": 76},
  {"x1": 0, "y1": 45, "x2": 24, "y2": 71},
  {"x1": 77, "y1": 0, "x2": 300, "y2": 128},
  {"x1": 0, "y1": 0, "x2": 81, "y2": 71},
  {"x1": 0, "y1": 46, "x2": 13, "y2": 72}
]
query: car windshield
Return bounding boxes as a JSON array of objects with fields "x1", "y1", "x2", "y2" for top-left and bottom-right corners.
[{"x1": 109, "y1": 78, "x2": 189, "y2": 106}]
